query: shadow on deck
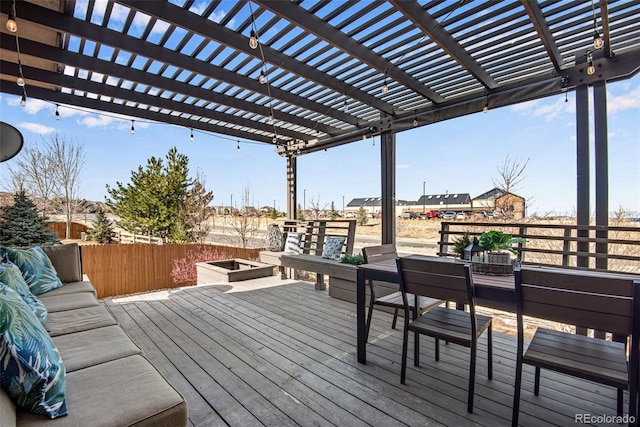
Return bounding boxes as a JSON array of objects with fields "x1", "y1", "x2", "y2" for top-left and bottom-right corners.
[{"x1": 104, "y1": 277, "x2": 627, "y2": 427}]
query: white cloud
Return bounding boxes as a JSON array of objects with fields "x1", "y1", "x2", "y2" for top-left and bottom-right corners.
[
  {"x1": 78, "y1": 115, "x2": 117, "y2": 128},
  {"x1": 7, "y1": 97, "x2": 53, "y2": 114},
  {"x1": 608, "y1": 86, "x2": 640, "y2": 114},
  {"x1": 19, "y1": 122, "x2": 56, "y2": 135},
  {"x1": 510, "y1": 96, "x2": 574, "y2": 121},
  {"x1": 398, "y1": 163, "x2": 410, "y2": 169}
]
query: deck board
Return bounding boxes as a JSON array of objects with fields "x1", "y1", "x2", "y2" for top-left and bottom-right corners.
[{"x1": 105, "y1": 278, "x2": 629, "y2": 427}]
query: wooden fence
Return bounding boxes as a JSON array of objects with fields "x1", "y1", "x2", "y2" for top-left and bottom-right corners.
[
  {"x1": 80, "y1": 244, "x2": 262, "y2": 298},
  {"x1": 438, "y1": 221, "x2": 640, "y2": 273},
  {"x1": 115, "y1": 231, "x2": 163, "y2": 245},
  {"x1": 50, "y1": 222, "x2": 88, "y2": 240}
]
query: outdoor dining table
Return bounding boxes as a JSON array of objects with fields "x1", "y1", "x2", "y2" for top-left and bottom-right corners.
[{"x1": 356, "y1": 255, "x2": 517, "y2": 364}]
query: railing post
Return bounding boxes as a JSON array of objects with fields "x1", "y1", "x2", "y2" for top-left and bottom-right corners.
[
  {"x1": 562, "y1": 227, "x2": 572, "y2": 267},
  {"x1": 439, "y1": 222, "x2": 450, "y2": 256},
  {"x1": 518, "y1": 226, "x2": 527, "y2": 262}
]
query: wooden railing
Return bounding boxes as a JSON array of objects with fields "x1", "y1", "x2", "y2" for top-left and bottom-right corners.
[
  {"x1": 115, "y1": 231, "x2": 163, "y2": 245},
  {"x1": 438, "y1": 222, "x2": 640, "y2": 273},
  {"x1": 80, "y1": 243, "x2": 262, "y2": 299}
]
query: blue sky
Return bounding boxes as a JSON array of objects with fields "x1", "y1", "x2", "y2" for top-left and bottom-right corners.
[{"x1": 1, "y1": 73, "x2": 638, "y2": 217}]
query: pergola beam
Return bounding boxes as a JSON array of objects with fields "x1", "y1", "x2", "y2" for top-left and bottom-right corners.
[
  {"x1": 1, "y1": 34, "x2": 339, "y2": 137},
  {"x1": 0, "y1": 84, "x2": 275, "y2": 144},
  {"x1": 117, "y1": 0, "x2": 397, "y2": 117},
  {"x1": 390, "y1": 0, "x2": 498, "y2": 90},
  {"x1": 2, "y1": 1, "x2": 359, "y2": 131},
  {"x1": 520, "y1": 0, "x2": 564, "y2": 71},
  {"x1": 255, "y1": 0, "x2": 445, "y2": 104}
]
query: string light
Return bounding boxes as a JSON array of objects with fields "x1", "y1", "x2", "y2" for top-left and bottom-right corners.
[
  {"x1": 483, "y1": 102, "x2": 489, "y2": 113},
  {"x1": 20, "y1": 94, "x2": 26, "y2": 107},
  {"x1": 6, "y1": 1, "x2": 17, "y2": 33},
  {"x1": 362, "y1": 133, "x2": 366, "y2": 140},
  {"x1": 236, "y1": 140, "x2": 240, "y2": 151},
  {"x1": 130, "y1": 120, "x2": 135, "y2": 134},
  {"x1": 190, "y1": 128, "x2": 194, "y2": 142},
  {"x1": 55, "y1": 104, "x2": 60, "y2": 120},
  {"x1": 16, "y1": 76, "x2": 25, "y2": 87},
  {"x1": 249, "y1": 30, "x2": 258, "y2": 49},
  {"x1": 586, "y1": 51, "x2": 596, "y2": 75},
  {"x1": 591, "y1": 0, "x2": 603, "y2": 50},
  {"x1": 259, "y1": 70, "x2": 266, "y2": 84},
  {"x1": 382, "y1": 78, "x2": 388, "y2": 94},
  {"x1": 413, "y1": 111, "x2": 418, "y2": 127}
]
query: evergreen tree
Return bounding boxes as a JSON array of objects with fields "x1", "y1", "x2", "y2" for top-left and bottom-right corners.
[
  {"x1": 356, "y1": 205, "x2": 369, "y2": 226},
  {"x1": 88, "y1": 209, "x2": 116, "y2": 244},
  {"x1": 296, "y1": 203, "x2": 305, "y2": 221},
  {"x1": 106, "y1": 147, "x2": 191, "y2": 241},
  {"x1": 0, "y1": 191, "x2": 59, "y2": 246},
  {"x1": 270, "y1": 208, "x2": 278, "y2": 220},
  {"x1": 329, "y1": 201, "x2": 339, "y2": 219}
]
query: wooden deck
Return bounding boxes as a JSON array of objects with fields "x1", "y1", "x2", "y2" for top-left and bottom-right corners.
[{"x1": 104, "y1": 277, "x2": 629, "y2": 427}]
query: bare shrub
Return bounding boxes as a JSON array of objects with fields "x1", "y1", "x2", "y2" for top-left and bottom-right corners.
[{"x1": 171, "y1": 246, "x2": 226, "y2": 286}]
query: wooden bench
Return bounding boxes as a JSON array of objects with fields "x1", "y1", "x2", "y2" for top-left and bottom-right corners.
[{"x1": 259, "y1": 219, "x2": 357, "y2": 290}]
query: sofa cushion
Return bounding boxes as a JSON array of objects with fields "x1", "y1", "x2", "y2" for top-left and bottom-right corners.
[
  {"x1": 38, "y1": 292, "x2": 99, "y2": 313},
  {"x1": 16, "y1": 355, "x2": 188, "y2": 427},
  {"x1": 41, "y1": 244, "x2": 82, "y2": 284},
  {"x1": 0, "y1": 247, "x2": 63, "y2": 295},
  {"x1": 52, "y1": 325, "x2": 143, "y2": 372},
  {"x1": 284, "y1": 232, "x2": 302, "y2": 254},
  {"x1": 0, "y1": 262, "x2": 47, "y2": 323},
  {"x1": 45, "y1": 306, "x2": 117, "y2": 337},
  {"x1": 39, "y1": 280, "x2": 96, "y2": 298},
  {"x1": 0, "y1": 284, "x2": 67, "y2": 419}
]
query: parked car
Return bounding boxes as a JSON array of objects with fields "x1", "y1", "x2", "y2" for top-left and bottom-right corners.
[
  {"x1": 401, "y1": 211, "x2": 419, "y2": 219},
  {"x1": 455, "y1": 212, "x2": 468, "y2": 220},
  {"x1": 345, "y1": 212, "x2": 357, "y2": 218},
  {"x1": 442, "y1": 211, "x2": 456, "y2": 219}
]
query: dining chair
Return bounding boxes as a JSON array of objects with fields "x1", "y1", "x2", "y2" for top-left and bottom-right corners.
[
  {"x1": 396, "y1": 256, "x2": 492, "y2": 413},
  {"x1": 512, "y1": 267, "x2": 640, "y2": 427},
  {"x1": 361, "y1": 245, "x2": 442, "y2": 342}
]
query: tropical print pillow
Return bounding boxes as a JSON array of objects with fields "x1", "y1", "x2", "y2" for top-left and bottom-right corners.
[
  {"x1": 0, "y1": 284, "x2": 68, "y2": 418},
  {"x1": 0, "y1": 262, "x2": 47, "y2": 323},
  {"x1": 0, "y1": 247, "x2": 63, "y2": 295},
  {"x1": 321, "y1": 236, "x2": 346, "y2": 260}
]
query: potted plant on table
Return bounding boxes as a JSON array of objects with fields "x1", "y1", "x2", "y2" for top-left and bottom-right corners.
[{"x1": 478, "y1": 231, "x2": 525, "y2": 265}]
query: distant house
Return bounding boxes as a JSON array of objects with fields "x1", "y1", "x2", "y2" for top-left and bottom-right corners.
[
  {"x1": 346, "y1": 197, "x2": 382, "y2": 216},
  {"x1": 414, "y1": 193, "x2": 471, "y2": 213},
  {"x1": 472, "y1": 188, "x2": 526, "y2": 219}
]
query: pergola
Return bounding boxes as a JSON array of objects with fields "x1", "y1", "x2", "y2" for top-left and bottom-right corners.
[{"x1": 2, "y1": 0, "x2": 639, "y2": 248}]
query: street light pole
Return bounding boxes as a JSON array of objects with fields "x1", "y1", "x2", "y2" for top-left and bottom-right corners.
[
  {"x1": 342, "y1": 195, "x2": 345, "y2": 217},
  {"x1": 303, "y1": 189, "x2": 306, "y2": 216},
  {"x1": 423, "y1": 181, "x2": 426, "y2": 214}
]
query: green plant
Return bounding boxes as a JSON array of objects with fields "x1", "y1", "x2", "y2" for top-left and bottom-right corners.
[
  {"x1": 340, "y1": 253, "x2": 365, "y2": 265},
  {"x1": 478, "y1": 230, "x2": 525, "y2": 254},
  {"x1": 452, "y1": 232, "x2": 471, "y2": 258}
]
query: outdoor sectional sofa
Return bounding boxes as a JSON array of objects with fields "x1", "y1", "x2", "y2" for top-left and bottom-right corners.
[{"x1": 0, "y1": 243, "x2": 188, "y2": 427}]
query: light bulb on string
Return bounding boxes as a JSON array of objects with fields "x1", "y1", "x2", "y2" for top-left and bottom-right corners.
[
  {"x1": 413, "y1": 112, "x2": 418, "y2": 127},
  {"x1": 382, "y1": 79, "x2": 388, "y2": 94},
  {"x1": 483, "y1": 102, "x2": 489, "y2": 113},
  {"x1": 593, "y1": 32, "x2": 604, "y2": 49},
  {"x1": 259, "y1": 71, "x2": 266, "y2": 84},
  {"x1": 190, "y1": 128, "x2": 194, "y2": 142},
  {"x1": 17, "y1": 76, "x2": 25, "y2": 87},
  {"x1": 130, "y1": 120, "x2": 135, "y2": 135},
  {"x1": 362, "y1": 133, "x2": 366, "y2": 141},
  {"x1": 586, "y1": 51, "x2": 596, "y2": 76},
  {"x1": 236, "y1": 141, "x2": 240, "y2": 152},
  {"x1": 6, "y1": 9, "x2": 17, "y2": 33},
  {"x1": 55, "y1": 104, "x2": 60, "y2": 120},
  {"x1": 249, "y1": 30, "x2": 258, "y2": 49},
  {"x1": 20, "y1": 94, "x2": 26, "y2": 107}
]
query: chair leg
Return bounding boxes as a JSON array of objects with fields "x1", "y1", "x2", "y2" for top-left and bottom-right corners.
[
  {"x1": 365, "y1": 299, "x2": 374, "y2": 342},
  {"x1": 391, "y1": 308, "x2": 399, "y2": 329},
  {"x1": 534, "y1": 367, "x2": 541, "y2": 395},
  {"x1": 414, "y1": 331, "x2": 420, "y2": 367},
  {"x1": 512, "y1": 356, "x2": 523, "y2": 427},
  {"x1": 435, "y1": 338, "x2": 440, "y2": 361},
  {"x1": 401, "y1": 322, "x2": 409, "y2": 384},
  {"x1": 487, "y1": 325, "x2": 493, "y2": 380},
  {"x1": 617, "y1": 388, "x2": 623, "y2": 417},
  {"x1": 467, "y1": 342, "x2": 477, "y2": 413}
]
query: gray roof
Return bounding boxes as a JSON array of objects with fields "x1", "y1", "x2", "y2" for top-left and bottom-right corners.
[{"x1": 417, "y1": 193, "x2": 471, "y2": 206}]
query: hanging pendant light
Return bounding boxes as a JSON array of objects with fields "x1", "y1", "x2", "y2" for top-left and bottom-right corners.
[
  {"x1": 55, "y1": 104, "x2": 60, "y2": 120},
  {"x1": 130, "y1": 120, "x2": 135, "y2": 134},
  {"x1": 586, "y1": 51, "x2": 596, "y2": 75},
  {"x1": 19, "y1": 94, "x2": 26, "y2": 107},
  {"x1": 249, "y1": 30, "x2": 258, "y2": 49}
]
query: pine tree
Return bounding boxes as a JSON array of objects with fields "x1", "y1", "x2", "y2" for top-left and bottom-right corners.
[
  {"x1": 0, "y1": 191, "x2": 60, "y2": 246},
  {"x1": 89, "y1": 209, "x2": 116, "y2": 243},
  {"x1": 329, "y1": 201, "x2": 339, "y2": 219},
  {"x1": 356, "y1": 205, "x2": 369, "y2": 226},
  {"x1": 296, "y1": 203, "x2": 305, "y2": 221}
]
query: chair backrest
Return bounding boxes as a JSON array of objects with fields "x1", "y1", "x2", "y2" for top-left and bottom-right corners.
[
  {"x1": 396, "y1": 256, "x2": 473, "y2": 305},
  {"x1": 515, "y1": 266, "x2": 640, "y2": 336},
  {"x1": 362, "y1": 244, "x2": 396, "y2": 264}
]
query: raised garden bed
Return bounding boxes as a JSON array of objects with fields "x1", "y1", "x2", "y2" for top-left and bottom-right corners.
[{"x1": 197, "y1": 259, "x2": 274, "y2": 283}]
